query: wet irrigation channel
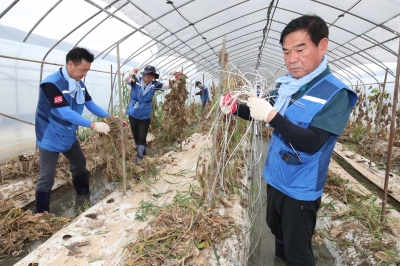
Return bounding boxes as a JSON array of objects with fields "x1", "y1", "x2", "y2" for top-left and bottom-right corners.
[
  {"x1": 332, "y1": 152, "x2": 400, "y2": 211},
  {"x1": 1, "y1": 171, "x2": 119, "y2": 266}
]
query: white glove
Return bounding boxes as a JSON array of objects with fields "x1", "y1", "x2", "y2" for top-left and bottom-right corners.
[
  {"x1": 93, "y1": 122, "x2": 110, "y2": 135},
  {"x1": 247, "y1": 96, "x2": 274, "y2": 122},
  {"x1": 129, "y1": 68, "x2": 138, "y2": 76}
]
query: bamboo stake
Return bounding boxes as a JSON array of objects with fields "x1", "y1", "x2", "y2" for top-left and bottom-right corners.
[
  {"x1": 369, "y1": 67, "x2": 388, "y2": 168},
  {"x1": 116, "y1": 42, "x2": 127, "y2": 196},
  {"x1": 381, "y1": 39, "x2": 400, "y2": 223}
]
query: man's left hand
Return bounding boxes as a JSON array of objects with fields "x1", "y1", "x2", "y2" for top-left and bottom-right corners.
[{"x1": 247, "y1": 96, "x2": 274, "y2": 122}]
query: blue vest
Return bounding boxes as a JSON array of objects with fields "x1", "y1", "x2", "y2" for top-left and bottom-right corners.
[
  {"x1": 126, "y1": 76, "x2": 162, "y2": 120},
  {"x1": 35, "y1": 71, "x2": 86, "y2": 152},
  {"x1": 264, "y1": 74, "x2": 357, "y2": 201},
  {"x1": 201, "y1": 85, "x2": 209, "y2": 102}
]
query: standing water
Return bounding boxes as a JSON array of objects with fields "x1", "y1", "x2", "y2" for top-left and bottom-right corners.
[{"x1": 1, "y1": 171, "x2": 119, "y2": 266}]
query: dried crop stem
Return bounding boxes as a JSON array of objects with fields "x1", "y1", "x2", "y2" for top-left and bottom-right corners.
[
  {"x1": 0, "y1": 208, "x2": 69, "y2": 258},
  {"x1": 152, "y1": 73, "x2": 190, "y2": 149},
  {"x1": 123, "y1": 205, "x2": 236, "y2": 266}
]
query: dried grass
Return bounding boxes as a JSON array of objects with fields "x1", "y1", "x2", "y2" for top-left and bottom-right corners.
[
  {"x1": 0, "y1": 208, "x2": 69, "y2": 258},
  {"x1": 124, "y1": 205, "x2": 237, "y2": 266}
]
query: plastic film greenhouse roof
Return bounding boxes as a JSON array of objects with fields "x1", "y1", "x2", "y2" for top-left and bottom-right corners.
[{"x1": 1, "y1": 0, "x2": 400, "y2": 86}]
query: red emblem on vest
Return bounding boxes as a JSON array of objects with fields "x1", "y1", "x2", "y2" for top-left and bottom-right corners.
[{"x1": 54, "y1": 96, "x2": 63, "y2": 104}]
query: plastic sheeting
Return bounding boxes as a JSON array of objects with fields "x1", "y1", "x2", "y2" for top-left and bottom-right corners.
[{"x1": 1, "y1": 0, "x2": 399, "y2": 84}]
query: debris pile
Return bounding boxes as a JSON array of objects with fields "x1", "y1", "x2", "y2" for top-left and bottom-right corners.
[
  {"x1": 0, "y1": 151, "x2": 70, "y2": 183},
  {"x1": 152, "y1": 72, "x2": 190, "y2": 148},
  {"x1": 124, "y1": 205, "x2": 237, "y2": 265},
  {"x1": 0, "y1": 208, "x2": 69, "y2": 258}
]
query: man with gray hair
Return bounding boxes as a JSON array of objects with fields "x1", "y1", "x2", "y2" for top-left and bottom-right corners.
[{"x1": 220, "y1": 15, "x2": 357, "y2": 264}]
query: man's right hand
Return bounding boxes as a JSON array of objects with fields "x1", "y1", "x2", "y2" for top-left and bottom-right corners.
[
  {"x1": 93, "y1": 122, "x2": 110, "y2": 135},
  {"x1": 129, "y1": 68, "x2": 138, "y2": 76},
  {"x1": 219, "y1": 93, "x2": 237, "y2": 114}
]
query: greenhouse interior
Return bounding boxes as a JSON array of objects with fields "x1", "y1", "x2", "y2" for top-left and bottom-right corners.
[{"x1": 1, "y1": 0, "x2": 400, "y2": 265}]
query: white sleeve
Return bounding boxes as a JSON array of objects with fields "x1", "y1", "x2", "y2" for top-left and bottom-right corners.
[{"x1": 123, "y1": 71, "x2": 132, "y2": 84}]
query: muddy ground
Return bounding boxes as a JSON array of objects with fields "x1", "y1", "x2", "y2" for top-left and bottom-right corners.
[{"x1": 2, "y1": 88, "x2": 400, "y2": 265}]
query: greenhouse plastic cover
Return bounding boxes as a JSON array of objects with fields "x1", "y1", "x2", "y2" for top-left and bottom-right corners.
[{"x1": 0, "y1": 0, "x2": 399, "y2": 162}]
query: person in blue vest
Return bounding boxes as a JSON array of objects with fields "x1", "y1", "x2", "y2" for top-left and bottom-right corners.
[
  {"x1": 35, "y1": 47, "x2": 111, "y2": 213},
  {"x1": 194, "y1": 81, "x2": 210, "y2": 111},
  {"x1": 123, "y1": 65, "x2": 174, "y2": 164},
  {"x1": 220, "y1": 15, "x2": 357, "y2": 265}
]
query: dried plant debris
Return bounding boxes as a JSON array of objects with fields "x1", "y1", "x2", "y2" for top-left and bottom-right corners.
[
  {"x1": 321, "y1": 171, "x2": 400, "y2": 264},
  {"x1": 0, "y1": 115, "x2": 160, "y2": 185},
  {"x1": 96, "y1": 116, "x2": 160, "y2": 182},
  {"x1": 0, "y1": 152, "x2": 45, "y2": 183},
  {"x1": 0, "y1": 116, "x2": 162, "y2": 256},
  {"x1": 339, "y1": 86, "x2": 400, "y2": 167},
  {"x1": 0, "y1": 208, "x2": 69, "y2": 258},
  {"x1": 152, "y1": 72, "x2": 190, "y2": 148},
  {"x1": 0, "y1": 152, "x2": 40, "y2": 181},
  {"x1": 124, "y1": 205, "x2": 237, "y2": 266}
]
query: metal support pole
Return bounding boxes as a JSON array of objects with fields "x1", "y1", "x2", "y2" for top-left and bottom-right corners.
[
  {"x1": 202, "y1": 73, "x2": 205, "y2": 116},
  {"x1": 369, "y1": 67, "x2": 388, "y2": 167},
  {"x1": 180, "y1": 66, "x2": 184, "y2": 151},
  {"x1": 0, "y1": 112, "x2": 34, "y2": 126},
  {"x1": 110, "y1": 64, "x2": 114, "y2": 115},
  {"x1": 209, "y1": 36, "x2": 226, "y2": 205},
  {"x1": 381, "y1": 39, "x2": 400, "y2": 223},
  {"x1": 116, "y1": 42, "x2": 127, "y2": 196}
]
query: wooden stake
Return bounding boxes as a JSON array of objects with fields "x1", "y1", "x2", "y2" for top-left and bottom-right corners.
[
  {"x1": 381, "y1": 39, "x2": 400, "y2": 223},
  {"x1": 209, "y1": 36, "x2": 226, "y2": 206}
]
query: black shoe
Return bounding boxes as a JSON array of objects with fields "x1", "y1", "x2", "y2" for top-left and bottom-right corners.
[
  {"x1": 72, "y1": 171, "x2": 90, "y2": 194},
  {"x1": 35, "y1": 190, "x2": 51, "y2": 213},
  {"x1": 137, "y1": 145, "x2": 146, "y2": 157},
  {"x1": 75, "y1": 193, "x2": 91, "y2": 212},
  {"x1": 136, "y1": 145, "x2": 145, "y2": 165},
  {"x1": 275, "y1": 237, "x2": 286, "y2": 262}
]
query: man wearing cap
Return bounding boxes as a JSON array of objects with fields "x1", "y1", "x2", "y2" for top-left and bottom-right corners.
[
  {"x1": 193, "y1": 81, "x2": 210, "y2": 111},
  {"x1": 123, "y1": 65, "x2": 174, "y2": 164}
]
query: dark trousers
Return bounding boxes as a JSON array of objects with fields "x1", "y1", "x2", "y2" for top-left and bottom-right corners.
[
  {"x1": 128, "y1": 116, "x2": 151, "y2": 146},
  {"x1": 36, "y1": 140, "x2": 87, "y2": 192},
  {"x1": 266, "y1": 184, "x2": 321, "y2": 265}
]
